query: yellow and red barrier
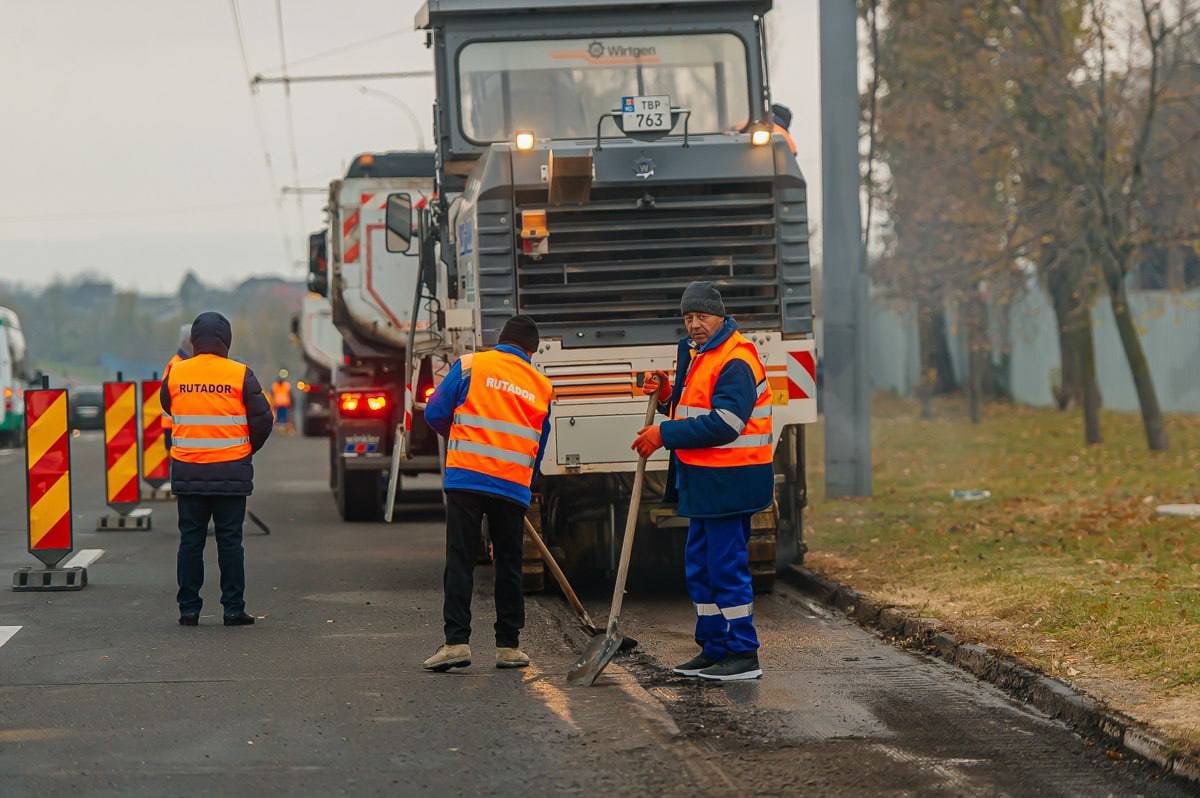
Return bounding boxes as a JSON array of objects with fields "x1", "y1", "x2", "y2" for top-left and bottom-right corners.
[
  {"x1": 25, "y1": 387, "x2": 73, "y2": 567},
  {"x1": 103, "y1": 380, "x2": 139, "y2": 513},
  {"x1": 140, "y1": 379, "x2": 169, "y2": 489}
]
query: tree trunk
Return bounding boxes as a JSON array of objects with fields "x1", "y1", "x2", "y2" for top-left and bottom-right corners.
[
  {"x1": 1076, "y1": 308, "x2": 1103, "y2": 445},
  {"x1": 1099, "y1": 255, "x2": 1169, "y2": 450},
  {"x1": 1047, "y1": 269, "x2": 1081, "y2": 410},
  {"x1": 916, "y1": 300, "x2": 937, "y2": 419},
  {"x1": 964, "y1": 293, "x2": 988, "y2": 425},
  {"x1": 929, "y1": 308, "x2": 958, "y2": 394}
]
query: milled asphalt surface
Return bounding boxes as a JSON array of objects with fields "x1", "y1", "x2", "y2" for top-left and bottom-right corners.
[{"x1": 0, "y1": 433, "x2": 1194, "y2": 797}]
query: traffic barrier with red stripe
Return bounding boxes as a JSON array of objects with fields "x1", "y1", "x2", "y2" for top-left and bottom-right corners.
[
  {"x1": 103, "y1": 379, "x2": 139, "y2": 514},
  {"x1": 140, "y1": 379, "x2": 169, "y2": 489},
  {"x1": 24, "y1": 387, "x2": 73, "y2": 567}
]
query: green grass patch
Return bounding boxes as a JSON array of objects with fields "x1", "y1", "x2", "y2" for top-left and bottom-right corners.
[{"x1": 806, "y1": 395, "x2": 1200, "y2": 742}]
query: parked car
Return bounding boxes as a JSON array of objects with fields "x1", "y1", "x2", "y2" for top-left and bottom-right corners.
[{"x1": 70, "y1": 385, "x2": 104, "y2": 430}]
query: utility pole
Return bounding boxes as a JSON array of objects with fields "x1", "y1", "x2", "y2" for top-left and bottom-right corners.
[{"x1": 820, "y1": 0, "x2": 872, "y2": 497}]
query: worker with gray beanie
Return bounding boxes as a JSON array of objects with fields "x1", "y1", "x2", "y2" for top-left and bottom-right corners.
[
  {"x1": 633, "y1": 281, "x2": 773, "y2": 681},
  {"x1": 422, "y1": 315, "x2": 554, "y2": 672}
]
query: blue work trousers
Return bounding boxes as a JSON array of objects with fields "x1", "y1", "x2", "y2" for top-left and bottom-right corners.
[
  {"x1": 177, "y1": 494, "x2": 247, "y2": 617},
  {"x1": 685, "y1": 515, "x2": 760, "y2": 659}
]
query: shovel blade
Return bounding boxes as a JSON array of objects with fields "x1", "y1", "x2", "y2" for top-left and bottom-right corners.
[{"x1": 567, "y1": 630, "x2": 623, "y2": 686}]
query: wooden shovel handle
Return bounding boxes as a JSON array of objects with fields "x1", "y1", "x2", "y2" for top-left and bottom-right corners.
[{"x1": 606, "y1": 394, "x2": 660, "y2": 634}]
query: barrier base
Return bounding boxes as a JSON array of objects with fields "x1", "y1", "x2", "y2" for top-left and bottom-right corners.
[
  {"x1": 96, "y1": 507, "x2": 153, "y2": 531},
  {"x1": 12, "y1": 566, "x2": 87, "y2": 591},
  {"x1": 142, "y1": 486, "x2": 175, "y2": 502}
]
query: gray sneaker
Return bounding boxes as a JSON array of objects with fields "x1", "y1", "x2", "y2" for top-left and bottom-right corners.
[
  {"x1": 423, "y1": 644, "x2": 472, "y2": 672},
  {"x1": 673, "y1": 652, "x2": 721, "y2": 677},
  {"x1": 697, "y1": 652, "x2": 763, "y2": 682}
]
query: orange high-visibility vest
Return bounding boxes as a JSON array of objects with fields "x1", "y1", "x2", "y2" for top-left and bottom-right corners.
[
  {"x1": 272, "y1": 380, "x2": 293, "y2": 408},
  {"x1": 773, "y1": 123, "x2": 798, "y2": 156},
  {"x1": 161, "y1": 353, "x2": 184, "y2": 431},
  {"x1": 167, "y1": 354, "x2": 252, "y2": 463},
  {"x1": 674, "y1": 331, "x2": 773, "y2": 468},
  {"x1": 445, "y1": 350, "x2": 553, "y2": 486}
]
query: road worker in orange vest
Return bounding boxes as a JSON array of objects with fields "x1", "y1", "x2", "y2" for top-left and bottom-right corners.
[
  {"x1": 159, "y1": 324, "x2": 193, "y2": 450},
  {"x1": 633, "y1": 282, "x2": 772, "y2": 681},
  {"x1": 271, "y1": 369, "x2": 295, "y2": 434},
  {"x1": 160, "y1": 312, "x2": 273, "y2": 627},
  {"x1": 421, "y1": 315, "x2": 553, "y2": 672},
  {"x1": 771, "y1": 103, "x2": 799, "y2": 157}
]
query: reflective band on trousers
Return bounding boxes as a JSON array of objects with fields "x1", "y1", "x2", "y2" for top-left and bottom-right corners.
[
  {"x1": 172, "y1": 414, "x2": 248, "y2": 425},
  {"x1": 172, "y1": 436, "x2": 251, "y2": 449},
  {"x1": 721, "y1": 603, "x2": 753, "y2": 620},
  {"x1": 446, "y1": 439, "x2": 536, "y2": 467},
  {"x1": 453, "y1": 412, "x2": 541, "y2": 442},
  {"x1": 695, "y1": 603, "x2": 721, "y2": 616}
]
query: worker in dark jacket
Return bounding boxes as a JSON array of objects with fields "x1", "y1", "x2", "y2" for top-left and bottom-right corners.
[
  {"x1": 421, "y1": 316, "x2": 553, "y2": 672},
  {"x1": 160, "y1": 312, "x2": 273, "y2": 627},
  {"x1": 633, "y1": 282, "x2": 773, "y2": 681}
]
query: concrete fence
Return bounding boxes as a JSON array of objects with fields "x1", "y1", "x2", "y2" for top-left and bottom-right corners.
[{"x1": 869, "y1": 288, "x2": 1200, "y2": 413}]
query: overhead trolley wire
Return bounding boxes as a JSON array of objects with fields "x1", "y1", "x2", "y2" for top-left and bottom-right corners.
[
  {"x1": 227, "y1": 0, "x2": 295, "y2": 270},
  {"x1": 274, "y1": 0, "x2": 306, "y2": 249}
]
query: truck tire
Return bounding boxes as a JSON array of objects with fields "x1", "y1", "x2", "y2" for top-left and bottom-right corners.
[
  {"x1": 335, "y1": 463, "x2": 381, "y2": 522},
  {"x1": 302, "y1": 415, "x2": 326, "y2": 438},
  {"x1": 749, "y1": 507, "x2": 778, "y2": 594}
]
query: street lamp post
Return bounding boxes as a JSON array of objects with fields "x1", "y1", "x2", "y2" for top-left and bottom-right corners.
[{"x1": 357, "y1": 86, "x2": 428, "y2": 152}]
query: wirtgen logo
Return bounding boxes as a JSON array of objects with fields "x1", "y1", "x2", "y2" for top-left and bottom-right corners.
[{"x1": 587, "y1": 40, "x2": 658, "y2": 59}]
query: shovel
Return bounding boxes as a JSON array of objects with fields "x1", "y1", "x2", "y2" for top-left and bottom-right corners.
[
  {"x1": 523, "y1": 516, "x2": 640, "y2": 653},
  {"x1": 567, "y1": 393, "x2": 658, "y2": 686}
]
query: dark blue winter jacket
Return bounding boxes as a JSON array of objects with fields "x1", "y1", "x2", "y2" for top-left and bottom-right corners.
[
  {"x1": 159, "y1": 331, "x2": 272, "y2": 496},
  {"x1": 424, "y1": 344, "x2": 552, "y2": 508},
  {"x1": 659, "y1": 318, "x2": 774, "y2": 519}
]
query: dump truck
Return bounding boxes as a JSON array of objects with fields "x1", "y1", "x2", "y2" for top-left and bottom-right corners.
[
  {"x1": 0, "y1": 307, "x2": 27, "y2": 447},
  {"x1": 321, "y1": 152, "x2": 442, "y2": 521},
  {"x1": 290, "y1": 291, "x2": 342, "y2": 437},
  {"x1": 390, "y1": 0, "x2": 815, "y2": 590}
]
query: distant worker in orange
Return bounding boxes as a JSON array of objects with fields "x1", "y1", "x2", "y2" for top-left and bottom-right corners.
[
  {"x1": 161, "y1": 313, "x2": 273, "y2": 627},
  {"x1": 271, "y1": 369, "x2": 295, "y2": 434},
  {"x1": 771, "y1": 103, "x2": 798, "y2": 156}
]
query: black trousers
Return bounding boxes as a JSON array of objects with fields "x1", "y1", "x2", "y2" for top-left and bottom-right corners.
[
  {"x1": 177, "y1": 494, "x2": 247, "y2": 617},
  {"x1": 443, "y1": 490, "x2": 525, "y2": 648}
]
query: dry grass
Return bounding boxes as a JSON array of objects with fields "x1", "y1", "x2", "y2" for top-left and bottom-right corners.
[{"x1": 805, "y1": 395, "x2": 1200, "y2": 744}]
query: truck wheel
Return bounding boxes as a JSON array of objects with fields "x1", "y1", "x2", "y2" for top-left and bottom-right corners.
[
  {"x1": 749, "y1": 507, "x2": 778, "y2": 594},
  {"x1": 521, "y1": 505, "x2": 545, "y2": 593},
  {"x1": 335, "y1": 463, "x2": 381, "y2": 522}
]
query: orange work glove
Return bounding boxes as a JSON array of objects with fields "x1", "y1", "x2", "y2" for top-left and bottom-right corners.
[
  {"x1": 632, "y1": 425, "x2": 664, "y2": 459},
  {"x1": 642, "y1": 370, "x2": 671, "y2": 402}
]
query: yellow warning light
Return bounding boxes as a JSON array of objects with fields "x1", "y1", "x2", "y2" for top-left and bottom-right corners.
[
  {"x1": 2, "y1": 388, "x2": 11, "y2": 399},
  {"x1": 521, "y1": 209, "x2": 548, "y2": 239},
  {"x1": 514, "y1": 130, "x2": 536, "y2": 151},
  {"x1": 751, "y1": 128, "x2": 772, "y2": 146}
]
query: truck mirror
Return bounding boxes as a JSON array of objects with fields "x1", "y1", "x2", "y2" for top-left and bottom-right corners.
[{"x1": 385, "y1": 193, "x2": 413, "y2": 253}]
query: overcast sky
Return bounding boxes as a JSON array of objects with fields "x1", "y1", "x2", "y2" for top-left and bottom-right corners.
[{"x1": 0, "y1": 0, "x2": 822, "y2": 293}]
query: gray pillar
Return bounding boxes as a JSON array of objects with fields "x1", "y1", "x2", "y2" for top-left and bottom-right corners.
[{"x1": 820, "y1": 0, "x2": 872, "y2": 497}]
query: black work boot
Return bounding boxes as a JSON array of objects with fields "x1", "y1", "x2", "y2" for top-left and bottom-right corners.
[
  {"x1": 673, "y1": 651, "x2": 722, "y2": 677},
  {"x1": 697, "y1": 652, "x2": 763, "y2": 682},
  {"x1": 223, "y1": 612, "x2": 256, "y2": 626},
  {"x1": 178, "y1": 615, "x2": 199, "y2": 627}
]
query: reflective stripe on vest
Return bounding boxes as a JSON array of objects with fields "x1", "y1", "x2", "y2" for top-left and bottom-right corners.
[
  {"x1": 167, "y1": 354, "x2": 252, "y2": 464},
  {"x1": 445, "y1": 350, "x2": 552, "y2": 486},
  {"x1": 161, "y1": 353, "x2": 184, "y2": 430},
  {"x1": 673, "y1": 331, "x2": 773, "y2": 468}
]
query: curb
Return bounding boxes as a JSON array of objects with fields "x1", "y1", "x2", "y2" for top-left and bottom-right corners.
[{"x1": 781, "y1": 564, "x2": 1197, "y2": 785}]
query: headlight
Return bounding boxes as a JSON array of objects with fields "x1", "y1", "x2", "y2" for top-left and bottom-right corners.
[
  {"x1": 751, "y1": 128, "x2": 772, "y2": 147},
  {"x1": 515, "y1": 130, "x2": 536, "y2": 151}
]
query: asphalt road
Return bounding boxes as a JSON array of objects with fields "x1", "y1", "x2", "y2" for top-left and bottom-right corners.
[{"x1": 0, "y1": 434, "x2": 1194, "y2": 797}]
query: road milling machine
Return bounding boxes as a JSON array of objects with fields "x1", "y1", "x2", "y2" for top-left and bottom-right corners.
[{"x1": 386, "y1": 0, "x2": 816, "y2": 590}]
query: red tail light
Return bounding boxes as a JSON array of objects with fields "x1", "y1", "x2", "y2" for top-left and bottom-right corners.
[{"x1": 338, "y1": 391, "x2": 389, "y2": 418}]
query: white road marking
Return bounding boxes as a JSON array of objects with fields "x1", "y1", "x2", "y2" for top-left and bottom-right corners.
[
  {"x1": 0, "y1": 626, "x2": 21, "y2": 649},
  {"x1": 61, "y1": 549, "x2": 104, "y2": 569}
]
